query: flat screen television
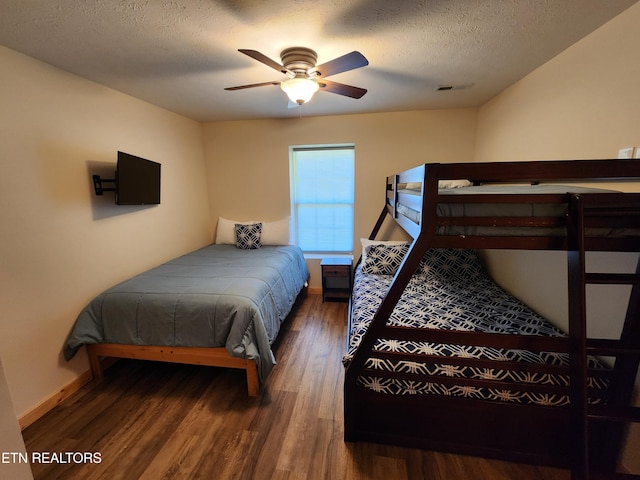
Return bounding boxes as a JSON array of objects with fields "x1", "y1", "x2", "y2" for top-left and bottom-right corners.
[{"x1": 116, "y1": 151, "x2": 161, "y2": 205}]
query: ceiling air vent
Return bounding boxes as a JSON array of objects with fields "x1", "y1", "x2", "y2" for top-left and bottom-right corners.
[{"x1": 437, "y1": 84, "x2": 473, "y2": 91}]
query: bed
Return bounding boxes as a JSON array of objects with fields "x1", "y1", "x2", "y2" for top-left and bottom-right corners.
[
  {"x1": 64, "y1": 242, "x2": 309, "y2": 396},
  {"x1": 343, "y1": 159, "x2": 640, "y2": 479}
]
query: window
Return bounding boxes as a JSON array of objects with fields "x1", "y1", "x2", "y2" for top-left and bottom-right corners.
[{"x1": 289, "y1": 145, "x2": 355, "y2": 255}]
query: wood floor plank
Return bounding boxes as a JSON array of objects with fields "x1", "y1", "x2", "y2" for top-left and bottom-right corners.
[
  {"x1": 137, "y1": 433, "x2": 200, "y2": 480},
  {"x1": 372, "y1": 455, "x2": 408, "y2": 479},
  {"x1": 234, "y1": 390, "x2": 298, "y2": 479},
  {"x1": 21, "y1": 294, "x2": 572, "y2": 480}
]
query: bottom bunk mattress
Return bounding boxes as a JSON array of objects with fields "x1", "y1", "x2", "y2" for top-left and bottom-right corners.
[
  {"x1": 64, "y1": 244, "x2": 309, "y2": 382},
  {"x1": 343, "y1": 247, "x2": 608, "y2": 406}
]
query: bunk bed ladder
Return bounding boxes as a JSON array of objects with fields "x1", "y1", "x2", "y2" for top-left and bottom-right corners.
[{"x1": 567, "y1": 194, "x2": 640, "y2": 480}]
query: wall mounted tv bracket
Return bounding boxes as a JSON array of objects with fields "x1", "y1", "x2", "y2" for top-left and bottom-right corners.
[{"x1": 92, "y1": 175, "x2": 116, "y2": 195}]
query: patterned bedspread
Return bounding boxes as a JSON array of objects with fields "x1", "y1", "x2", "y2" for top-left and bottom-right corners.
[{"x1": 343, "y1": 248, "x2": 608, "y2": 406}]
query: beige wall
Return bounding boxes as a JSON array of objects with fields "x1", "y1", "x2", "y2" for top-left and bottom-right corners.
[
  {"x1": 476, "y1": 4, "x2": 640, "y2": 162},
  {"x1": 475, "y1": 3, "x2": 640, "y2": 472},
  {"x1": 203, "y1": 109, "x2": 478, "y2": 286},
  {"x1": 0, "y1": 46, "x2": 212, "y2": 417}
]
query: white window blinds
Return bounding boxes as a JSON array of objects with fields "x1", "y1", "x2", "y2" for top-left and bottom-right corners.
[{"x1": 289, "y1": 145, "x2": 355, "y2": 254}]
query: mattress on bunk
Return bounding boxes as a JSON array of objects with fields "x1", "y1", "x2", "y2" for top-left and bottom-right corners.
[
  {"x1": 394, "y1": 184, "x2": 635, "y2": 237},
  {"x1": 343, "y1": 248, "x2": 609, "y2": 406}
]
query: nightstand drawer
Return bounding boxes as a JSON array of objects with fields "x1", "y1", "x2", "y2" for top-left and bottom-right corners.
[
  {"x1": 320, "y1": 258, "x2": 353, "y2": 302},
  {"x1": 323, "y1": 265, "x2": 350, "y2": 277}
]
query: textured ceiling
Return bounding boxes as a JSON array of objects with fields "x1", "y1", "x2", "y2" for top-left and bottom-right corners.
[{"x1": 1, "y1": 0, "x2": 638, "y2": 122}]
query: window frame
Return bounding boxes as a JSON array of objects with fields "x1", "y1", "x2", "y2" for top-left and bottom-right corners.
[{"x1": 289, "y1": 144, "x2": 355, "y2": 257}]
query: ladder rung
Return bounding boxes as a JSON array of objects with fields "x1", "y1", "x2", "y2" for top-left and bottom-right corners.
[
  {"x1": 584, "y1": 208, "x2": 640, "y2": 217},
  {"x1": 586, "y1": 273, "x2": 640, "y2": 285},
  {"x1": 588, "y1": 405, "x2": 640, "y2": 423},
  {"x1": 589, "y1": 471, "x2": 640, "y2": 479},
  {"x1": 583, "y1": 214, "x2": 640, "y2": 229},
  {"x1": 586, "y1": 338, "x2": 640, "y2": 356}
]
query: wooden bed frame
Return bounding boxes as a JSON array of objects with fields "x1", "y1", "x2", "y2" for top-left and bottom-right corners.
[
  {"x1": 87, "y1": 344, "x2": 260, "y2": 396},
  {"x1": 86, "y1": 283, "x2": 308, "y2": 397},
  {"x1": 343, "y1": 159, "x2": 640, "y2": 480}
]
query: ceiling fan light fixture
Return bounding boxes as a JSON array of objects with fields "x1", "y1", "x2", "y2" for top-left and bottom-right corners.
[{"x1": 280, "y1": 77, "x2": 319, "y2": 105}]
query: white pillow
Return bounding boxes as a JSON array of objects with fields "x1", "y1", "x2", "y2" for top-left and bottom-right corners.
[
  {"x1": 216, "y1": 216, "x2": 290, "y2": 245},
  {"x1": 360, "y1": 238, "x2": 410, "y2": 262},
  {"x1": 216, "y1": 217, "x2": 247, "y2": 244},
  {"x1": 438, "y1": 179, "x2": 472, "y2": 189},
  {"x1": 261, "y1": 217, "x2": 291, "y2": 245}
]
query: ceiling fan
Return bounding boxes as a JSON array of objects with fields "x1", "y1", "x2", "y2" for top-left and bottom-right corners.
[{"x1": 225, "y1": 47, "x2": 369, "y2": 105}]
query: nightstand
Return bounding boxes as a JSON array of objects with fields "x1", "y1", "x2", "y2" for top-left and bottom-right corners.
[{"x1": 321, "y1": 257, "x2": 353, "y2": 302}]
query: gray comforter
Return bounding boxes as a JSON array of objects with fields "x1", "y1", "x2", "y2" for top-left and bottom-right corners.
[{"x1": 64, "y1": 244, "x2": 309, "y2": 382}]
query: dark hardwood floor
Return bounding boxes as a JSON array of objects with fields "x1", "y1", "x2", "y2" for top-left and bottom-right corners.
[{"x1": 22, "y1": 294, "x2": 569, "y2": 479}]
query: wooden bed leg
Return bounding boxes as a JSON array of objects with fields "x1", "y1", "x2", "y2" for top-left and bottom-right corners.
[
  {"x1": 246, "y1": 360, "x2": 259, "y2": 396},
  {"x1": 86, "y1": 346, "x2": 104, "y2": 381}
]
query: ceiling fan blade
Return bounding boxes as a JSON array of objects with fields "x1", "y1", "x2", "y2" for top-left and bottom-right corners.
[
  {"x1": 312, "y1": 51, "x2": 369, "y2": 78},
  {"x1": 224, "y1": 81, "x2": 281, "y2": 91},
  {"x1": 238, "y1": 49, "x2": 289, "y2": 75},
  {"x1": 317, "y1": 79, "x2": 367, "y2": 99}
]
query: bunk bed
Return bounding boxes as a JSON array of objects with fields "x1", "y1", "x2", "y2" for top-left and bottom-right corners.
[
  {"x1": 343, "y1": 159, "x2": 640, "y2": 479},
  {"x1": 64, "y1": 243, "x2": 309, "y2": 396}
]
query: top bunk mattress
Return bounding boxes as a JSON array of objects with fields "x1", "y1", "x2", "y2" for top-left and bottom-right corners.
[{"x1": 393, "y1": 184, "x2": 639, "y2": 237}]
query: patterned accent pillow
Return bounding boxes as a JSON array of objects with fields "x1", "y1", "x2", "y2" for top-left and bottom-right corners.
[
  {"x1": 361, "y1": 243, "x2": 409, "y2": 275},
  {"x1": 235, "y1": 223, "x2": 262, "y2": 249},
  {"x1": 419, "y1": 248, "x2": 483, "y2": 278}
]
